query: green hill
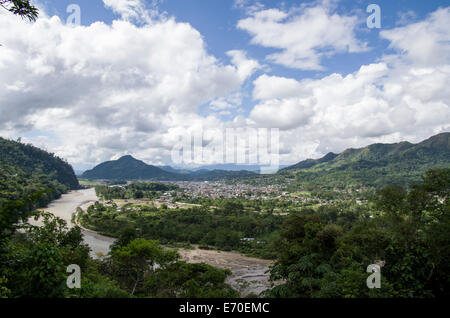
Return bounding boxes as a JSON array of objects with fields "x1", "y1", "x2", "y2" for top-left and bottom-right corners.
[
  {"x1": 82, "y1": 155, "x2": 258, "y2": 181},
  {"x1": 281, "y1": 132, "x2": 450, "y2": 188},
  {"x1": 0, "y1": 137, "x2": 79, "y2": 222},
  {"x1": 285, "y1": 152, "x2": 337, "y2": 170},
  {"x1": 81, "y1": 155, "x2": 176, "y2": 180}
]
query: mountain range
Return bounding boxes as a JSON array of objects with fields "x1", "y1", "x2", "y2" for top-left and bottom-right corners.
[
  {"x1": 81, "y1": 155, "x2": 258, "y2": 181},
  {"x1": 281, "y1": 132, "x2": 450, "y2": 187},
  {"x1": 80, "y1": 132, "x2": 449, "y2": 186}
]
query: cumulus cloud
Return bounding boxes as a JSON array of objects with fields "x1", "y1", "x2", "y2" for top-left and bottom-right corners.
[
  {"x1": 102, "y1": 0, "x2": 161, "y2": 24},
  {"x1": 227, "y1": 50, "x2": 261, "y2": 81},
  {"x1": 1, "y1": 3, "x2": 449, "y2": 169},
  {"x1": 0, "y1": 6, "x2": 250, "y2": 168},
  {"x1": 249, "y1": 8, "x2": 450, "y2": 161},
  {"x1": 381, "y1": 7, "x2": 450, "y2": 66},
  {"x1": 237, "y1": 1, "x2": 367, "y2": 70}
]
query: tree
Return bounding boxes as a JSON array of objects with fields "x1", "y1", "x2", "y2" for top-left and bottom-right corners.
[
  {"x1": 110, "y1": 226, "x2": 138, "y2": 252},
  {"x1": 0, "y1": 0, "x2": 38, "y2": 21},
  {"x1": 110, "y1": 239, "x2": 178, "y2": 295},
  {"x1": 144, "y1": 261, "x2": 238, "y2": 298},
  {"x1": 1, "y1": 212, "x2": 93, "y2": 298}
]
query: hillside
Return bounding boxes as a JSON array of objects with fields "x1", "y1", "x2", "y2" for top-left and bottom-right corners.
[
  {"x1": 284, "y1": 152, "x2": 337, "y2": 170},
  {"x1": 281, "y1": 132, "x2": 450, "y2": 188},
  {"x1": 82, "y1": 155, "x2": 176, "y2": 180},
  {"x1": 82, "y1": 155, "x2": 258, "y2": 181},
  {"x1": 0, "y1": 137, "x2": 79, "y2": 220}
]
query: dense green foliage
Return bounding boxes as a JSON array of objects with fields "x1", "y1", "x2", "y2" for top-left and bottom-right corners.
[
  {"x1": 0, "y1": 210, "x2": 238, "y2": 298},
  {"x1": 0, "y1": 137, "x2": 79, "y2": 247},
  {"x1": 144, "y1": 261, "x2": 238, "y2": 298},
  {"x1": 1, "y1": 212, "x2": 101, "y2": 298},
  {"x1": 79, "y1": 200, "x2": 283, "y2": 258},
  {"x1": 95, "y1": 182, "x2": 178, "y2": 200},
  {"x1": 0, "y1": 137, "x2": 79, "y2": 189},
  {"x1": 265, "y1": 168, "x2": 449, "y2": 298}
]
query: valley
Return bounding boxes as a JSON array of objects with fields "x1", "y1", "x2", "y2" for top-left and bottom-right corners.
[
  {"x1": 1, "y1": 133, "x2": 449, "y2": 298},
  {"x1": 36, "y1": 187, "x2": 276, "y2": 296}
]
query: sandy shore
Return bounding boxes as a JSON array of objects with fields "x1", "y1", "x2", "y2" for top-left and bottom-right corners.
[{"x1": 177, "y1": 246, "x2": 275, "y2": 296}]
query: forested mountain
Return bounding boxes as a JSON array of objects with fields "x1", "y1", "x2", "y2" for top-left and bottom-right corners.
[
  {"x1": 284, "y1": 152, "x2": 338, "y2": 170},
  {"x1": 0, "y1": 137, "x2": 79, "y2": 228},
  {"x1": 82, "y1": 155, "x2": 176, "y2": 180},
  {"x1": 281, "y1": 132, "x2": 450, "y2": 187},
  {"x1": 0, "y1": 137, "x2": 79, "y2": 189},
  {"x1": 82, "y1": 133, "x2": 448, "y2": 185},
  {"x1": 82, "y1": 155, "x2": 258, "y2": 181}
]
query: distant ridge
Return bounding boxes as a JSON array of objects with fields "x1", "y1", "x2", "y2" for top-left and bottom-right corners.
[
  {"x1": 81, "y1": 155, "x2": 175, "y2": 180},
  {"x1": 284, "y1": 132, "x2": 449, "y2": 170},
  {"x1": 81, "y1": 155, "x2": 258, "y2": 181},
  {"x1": 284, "y1": 152, "x2": 337, "y2": 170},
  {"x1": 81, "y1": 133, "x2": 449, "y2": 184},
  {"x1": 281, "y1": 132, "x2": 450, "y2": 187}
]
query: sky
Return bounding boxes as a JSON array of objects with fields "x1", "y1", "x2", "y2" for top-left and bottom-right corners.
[{"x1": 0, "y1": 0, "x2": 449, "y2": 171}]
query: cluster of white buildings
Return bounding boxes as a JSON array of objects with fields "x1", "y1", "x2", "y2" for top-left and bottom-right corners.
[{"x1": 168, "y1": 181, "x2": 284, "y2": 200}]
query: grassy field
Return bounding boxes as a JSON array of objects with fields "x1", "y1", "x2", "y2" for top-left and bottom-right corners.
[{"x1": 78, "y1": 179, "x2": 105, "y2": 186}]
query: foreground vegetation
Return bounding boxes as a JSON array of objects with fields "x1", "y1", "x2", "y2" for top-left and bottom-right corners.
[
  {"x1": 0, "y1": 137, "x2": 79, "y2": 257},
  {"x1": 79, "y1": 195, "x2": 284, "y2": 259},
  {"x1": 81, "y1": 169, "x2": 450, "y2": 298},
  {"x1": 0, "y1": 211, "x2": 238, "y2": 298},
  {"x1": 0, "y1": 139, "x2": 239, "y2": 298},
  {"x1": 0, "y1": 135, "x2": 448, "y2": 298},
  {"x1": 266, "y1": 169, "x2": 449, "y2": 298},
  {"x1": 1, "y1": 168, "x2": 448, "y2": 298}
]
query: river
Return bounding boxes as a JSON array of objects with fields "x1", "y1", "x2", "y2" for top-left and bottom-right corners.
[
  {"x1": 39, "y1": 188, "x2": 275, "y2": 296},
  {"x1": 38, "y1": 188, "x2": 115, "y2": 257}
]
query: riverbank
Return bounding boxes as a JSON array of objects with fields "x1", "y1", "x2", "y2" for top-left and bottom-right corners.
[
  {"x1": 41, "y1": 188, "x2": 275, "y2": 296},
  {"x1": 177, "y1": 246, "x2": 274, "y2": 296},
  {"x1": 34, "y1": 188, "x2": 115, "y2": 257}
]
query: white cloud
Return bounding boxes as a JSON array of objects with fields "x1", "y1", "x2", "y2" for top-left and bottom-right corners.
[
  {"x1": 248, "y1": 8, "x2": 450, "y2": 162},
  {"x1": 237, "y1": 2, "x2": 367, "y2": 70},
  {"x1": 209, "y1": 93, "x2": 242, "y2": 112},
  {"x1": 253, "y1": 74, "x2": 304, "y2": 100},
  {"x1": 396, "y1": 10, "x2": 417, "y2": 26},
  {"x1": 227, "y1": 50, "x2": 261, "y2": 81},
  {"x1": 1, "y1": 3, "x2": 449, "y2": 169},
  {"x1": 102, "y1": 0, "x2": 160, "y2": 24},
  {"x1": 381, "y1": 7, "x2": 450, "y2": 67},
  {"x1": 233, "y1": 0, "x2": 264, "y2": 14},
  {"x1": 0, "y1": 7, "x2": 248, "y2": 168}
]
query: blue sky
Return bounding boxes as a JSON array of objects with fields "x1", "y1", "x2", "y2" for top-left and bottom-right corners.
[
  {"x1": 40, "y1": 0, "x2": 446, "y2": 71},
  {"x1": 1, "y1": 0, "x2": 449, "y2": 170},
  {"x1": 35, "y1": 0, "x2": 449, "y2": 120}
]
